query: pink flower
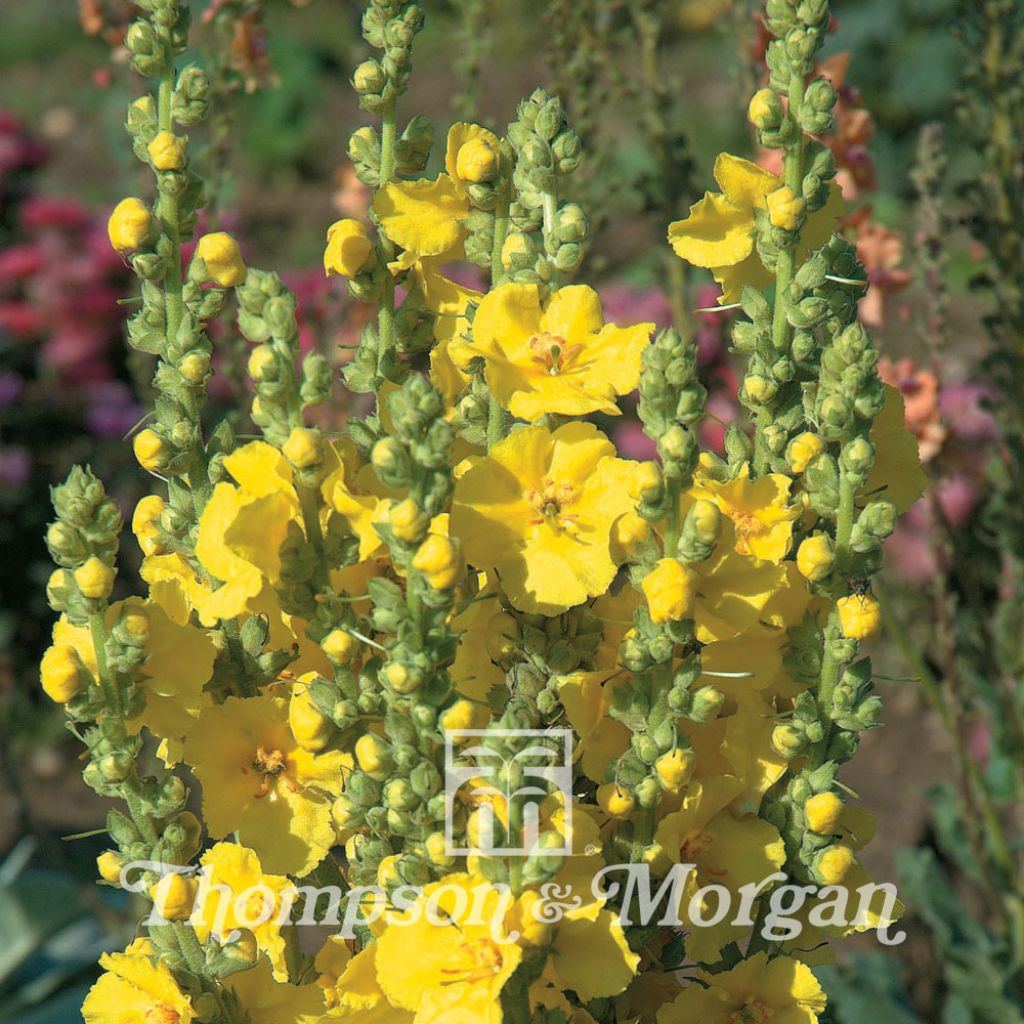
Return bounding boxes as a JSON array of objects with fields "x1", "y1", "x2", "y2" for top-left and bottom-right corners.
[{"x1": 20, "y1": 195, "x2": 89, "y2": 231}]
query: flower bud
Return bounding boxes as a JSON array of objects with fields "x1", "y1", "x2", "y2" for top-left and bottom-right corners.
[
  {"x1": 748, "y1": 87, "x2": 783, "y2": 129},
  {"x1": 814, "y1": 844, "x2": 856, "y2": 885},
  {"x1": 150, "y1": 873, "x2": 198, "y2": 921},
  {"x1": 324, "y1": 219, "x2": 374, "y2": 278},
  {"x1": 133, "y1": 428, "x2": 170, "y2": 471},
  {"x1": 282, "y1": 427, "x2": 323, "y2": 470},
  {"x1": 388, "y1": 498, "x2": 429, "y2": 544},
  {"x1": 178, "y1": 351, "x2": 210, "y2": 384},
  {"x1": 107, "y1": 198, "x2": 154, "y2": 253},
  {"x1": 804, "y1": 792, "x2": 843, "y2": 834},
  {"x1": 597, "y1": 783, "x2": 635, "y2": 820},
  {"x1": 412, "y1": 533, "x2": 460, "y2": 589},
  {"x1": 456, "y1": 136, "x2": 499, "y2": 183},
  {"x1": 796, "y1": 533, "x2": 835, "y2": 583},
  {"x1": 74, "y1": 556, "x2": 116, "y2": 600},
  {"x1": 641, "y1": 558, "x2": 698, "y2": 624},
  {"x1": 355, "y1": 734, "x2": 391, "y2": 780},
  {"x1": 353, "y1": 59, "x2": 386, "y2": 94},
  {"x1": 771, "y1": 723, "x2": 807, "y2": 760},
  {"x1": 147, "y1": 130, "x2": 188, "y2": 171},
  {"x1": 289, "y1": 683, "x2": 334, "y2": 753},
  {"x1": 787, "y1": 431, "x2": 826, "y2": 474},
  {"x1": 97, "y1": 851, "x2": 124, "y2": 885},
  {"x1": 837, "y1": 594, "x2": 881, "y2": 640},
  {"x1": 247, "y1": 345, "x2": 277, "y2": 382},
  {"x1": 40, "y1": 645, "x2": 85, "y2": 703},
  {"x1": 766, "y1": 186, "x2": 806, "y2": 231},
  {"x1": 194, "y1": 233, "x2": 247, "y2": 288},
  {"x1": 655, "y1": 748, "x2": 696, "y2": 793},
  {"x1": 322, "y1": 628, "x2": 360, "y2": 665},
  {"x1": 629, "y1": 461, "x2": 663, "y2": 504},
  {"x1": 689, "y1": 686, "x2": 725, "y2": 723}
]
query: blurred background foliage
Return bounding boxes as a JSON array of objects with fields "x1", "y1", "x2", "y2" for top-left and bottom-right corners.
[{"x1": 3, "y1": 2, "x2": 1023, "y2": 1022}]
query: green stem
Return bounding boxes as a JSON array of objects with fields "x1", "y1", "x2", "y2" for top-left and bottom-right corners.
[
  {"x1": 173, "y1": 922, "x2": 207, "y2": 975},
  {"x1": 491, "y1": 186, "x2": 511, "y2": 286},
  {"x1": 542, "y1": 190, "x2": 559, "y2": 288},
  {"x1": 89, "y1": 611, "x2": 122, "y2": 716},
  {"x1": 663, "y1": 479, "x2": 683, "y2": 557},
  {"x1": 486, "y1": 392, "x2": 507, "y2": 450},
  {"x1": 376, "y1": 101, "x2": 398, "y2": 382}
]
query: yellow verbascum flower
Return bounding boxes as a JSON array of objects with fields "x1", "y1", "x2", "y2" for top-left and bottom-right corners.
[
  {"x1": 556, "y1": 670, "x2": 631, "y2": 783},
  {"x1": 656, "y1": 952, "x2": 826, "y2": 1024},
  {"x1": 651, "y1": 776, "x2": 785, "y2": 963},
  {"x1": 865, "y1": 384, "x2": 927, "y2": 514},
  {"x1": 667, "y1": 152, "x2": 842, "y2": 303},
  {"x1": 192, "y1": 842, "x2": 296, "y2": 981},
  {"x1": 691, "y1": 463, "x2": 799, "y2": 563},
  {"x1": 458, "y1": 282, "x2": 652, "y2": 420},
  {"x1": 82, "y1": 938, "x2": 194, "y2": 1024},
  {"x1": 451, "y1": 422, "x2": 635, "y2": 614},
  {"x1": 225, "y1": 958, "x2": 330, "y2": 1024},
  {"x1": 315, "y1": 938, "x2": 412, "y2": 1022},
  {"x1": 181, "y1": 692, "x2": 349, "y2": 876}
]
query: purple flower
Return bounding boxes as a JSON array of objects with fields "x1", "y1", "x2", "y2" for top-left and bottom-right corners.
[{"x1": 85, "y1": 381, "x2": 144, "y2": 438}]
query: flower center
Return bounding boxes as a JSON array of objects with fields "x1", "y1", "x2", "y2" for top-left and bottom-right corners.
[
  {"x1": 243, "y1": 745, "x2": 293, "y2": 798},
  {"x1": 729, "y1": 997, "x2": 775, "y2": 1024},
  {"x1": 440, "y1": 938, "x2": 504, "y2": 986},
  {"x1": 528, "y1": 332, "x2": 584, "y2": 375},
  {"x1": 729, "y1": 510, "x2": 767, "y2": 554},
  {"x1": 526, "y1": 479, "x2": 579, "y2": 531},
  {"x1": 679, "y1": 829, "x2": 712, "y2": 861},
  {"x1": 144, "y1": 1008, "x2": 181, "y2": 1024}
]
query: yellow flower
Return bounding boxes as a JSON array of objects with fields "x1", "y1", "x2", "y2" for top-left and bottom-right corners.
[
  {"x1": 40, "y1": 644, "x2": 85, "y2": 703},
  {"x1": 462, "y1": 282, "x2": 652, "y2": 420},
  {"x1": 96, "y1": 850, "x2": 124, "y2": 885},
  {"x1": 75, "y1": 555, "x2": 116, "y2": 599},
  {"x1": 181, "y1": 693, "x2": 349, "y2": 875},
  {"x1": 748, "y1": 87, "x2": 777, "y2": 128},
  {"x1": 147, "y1": 130, "x2": 188, "y2": 171},
  {"x1": 796, "y1": 532, "x2": 835, "y2": 582},
  {"x1": 655, "y1": 747, "x2": 697, "y2": 792},
  {"x1": 837, "y1": 593, "x2": 881, "y2": 640},
  {"x1": 657, "y1": 952, "x2": 826, "y2": 1024},
  {"x1": 324, "y1": 218, "x2": 374, "y2": 278},
  {"x1": 556, "y1": 670, "x2": 631, "y2": 783},
  {"x1": 82, "y1": 938, "x2": 195, "y2": 1024},
  {"x1": 448, "y1": 579, "x2": 514, "y2": 701},
  {"x1": 282, "y1": 426, "x2": 323, "y2": 469},
  {"x1": 289, "y1": 674, "x2": 334, "y2": 753},
  {"x1": 195, "y1": 231, "x2": 247, "y2": 287},
  {"x1": 133, "y1": 427, "x2": 169, "y2": 471},
  {"x1": 321, "y1": 438, "x2": 395, "y2": 560},
  {"x1": 446, "y1": 121, "x2": 502, "y2": 189},
  {"x1": 691, "y1": 463, "x2": 798, "y2": 563},
  {"x1": 374, "y1": 875, "x2": 522, "y2": 1024},
  {"x1": 865, "y1": 384, "x2": 927, "y2": 514},
  {"x1": 192, "y1": 842, "x2": 297, "y2": 981},
  {"x1": 107, "y1": 197, "x2": 153, "y2": 252},
  {"x1": 598, "y1": 782, "x2": 636, "y2": 819},
  {"x1": 373, "y1": 175, "x2": 468, "y2": 266},
  {"x1": 652, "y1": 776, "x2": 785, "y2": 963},
  {"x1": 225, "y1": 958, "x2": 329, "y2": 1024},
  {"x1": 641, "y1": 558, "x2": 699, "y2": 623},
  {"x1": 451, "y1": 422, "x2": 635, "y2": 614},
  {"x1": 667, "y1": 152, "x2": 842, "y2": 303},
  {"x1": 315, "y1": 938, "x2": 412, "y2": 1021}
]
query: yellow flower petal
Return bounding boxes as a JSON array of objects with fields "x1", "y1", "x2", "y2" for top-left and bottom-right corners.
[
  {"x1": 668, "y1": 190, "x2": 756, "y2": 269},
  {"x1": 372, "y1": 175, "x2": 468, "y2": 260}
]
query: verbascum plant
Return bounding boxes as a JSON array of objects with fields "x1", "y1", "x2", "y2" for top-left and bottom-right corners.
[{"x1": 42, "y1": 2, "x2": 925, "y2": 1023}]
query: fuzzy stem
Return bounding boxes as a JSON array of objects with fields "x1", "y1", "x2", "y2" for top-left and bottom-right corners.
[{"x1": 376, "y1": 102, "x2": 398, "y2": 381}]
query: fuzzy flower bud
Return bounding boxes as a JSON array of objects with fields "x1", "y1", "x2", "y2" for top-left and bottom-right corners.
[
  {"x1": 194, "y1": 233, "x2": 247, "y2": 287},
  {"x1": 40, "y1": 644, "x2": 85, "y2": 703},
  {"x1": 629, "y1": 461, "x2": 664, "y2": 504},
  {"x1": 597, "y1": 783, "x2": 635, "y2": 820},
  {"x1": 353, "y1": 59, "x2": 386, "y2": 94},
  {"x1": 815, "y1": 844, "x2": 856, "y2": 885},
  {"x1": 748, "y1": 87, "x2": 782, "y2": 129},
  {"x1": 322, "y1": 628, "x2": 359, "y2": 665},
  {"x1": 655, "y1": 748, "x2": 696, "y2": 793},
  {"x1": 787, "y1": 431, "x2": 827, "y2": 474},
  {"x1": 289, "y1": 682, "x2": 334, "y2": 753},
  {"x1": 439, "y1": 698, "x2": 486, "y2": 733},
  {"x1": 133, "y1": 428, "x2": 170, "y2": 471},
  {"x1": 412, "y1": 534, "x2": 461, "y2": 590},
  {"x1": 355, "y1": 734, "x2": 391, "y2": 780},
  {"x1": 456, "y1": 136, "x2": 499, "y2": 183},
  {"x1": 282, "y1": 427, "x2": 323, "y2": 470},
  {"x1": 388, "y1": 498, "x2": 429, "y2": 543},
  {"x1": 147, "y1": 130, "x2": 188, "y2": 171},
  {"x1": 96, "y1": 851, "x2": 124, "y2": 885},
  {"x1": 324, "y1": 219, "x2": 374, "y2": 278},
  {"x1": 501, "y1": 232, "x2": 531, "y2": 270},
  {"x1": 248, "y1": 345, "x2": 278, "y2": 382},
  {"x1": 150, "y1": 873, "x2": 198, "y2": 922},
  {"x1": 804, "y1": 792, "x2": 844, "y2": 834},
  {"x1": 837, "y1": 594, "x2": 881, "y2": 640},
  {"x1": 766, "y1": 186, "x2": 806, "y2": 231},
  {"x1": 74, "y1": 556, "x2": 116, "y2": 600},
  {"x1": 796, "y1": 533, "x2": 835, "y2": 583},
  {"x1": 641, "y1": 558, "x2": 698, "y2": 624},
  {"x1": 132, "y1": 494, "x2": 166, "y2": 556},
  {"x1": 107, "y1": 198, "x2": 154, "y2": 252}
]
